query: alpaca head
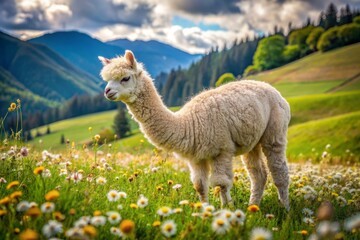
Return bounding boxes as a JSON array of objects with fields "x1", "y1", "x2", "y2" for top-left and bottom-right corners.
[{"x1": 99, "y1": 50, "x2": 142, "y2": 103}]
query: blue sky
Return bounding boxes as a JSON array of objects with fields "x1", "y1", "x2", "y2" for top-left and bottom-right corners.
[{"x1": 172, "y1": 16, "x2": 225, "y2": 31}]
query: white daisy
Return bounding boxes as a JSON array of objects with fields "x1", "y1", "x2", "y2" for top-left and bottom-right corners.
[
  {"x1": 107, "y1": 211, "x2": 122, "y2": 224},
  {"x1": 302, "y1": 208, "x2": 314, "y2": 216},
  {"x1": 179, "y1": 200, "x2": 189, "y2": 205},
  {"x1": 16, "y1": 201, "x2": 30, "y2": 212},
  {"x1": 172, "y1": 184, "x2": 182, "y2": 190},
  {"x1": 161, "y1": 220, "x2": 177, "y2": 238},
  {"x1": 42, "y1": 220, "x2": 63, "y2": 238},
  {"x1": 212, "y1": 217, "x2": 230, "y2": 235},
  {"x1": 233, "y1": 209, "x2": 246, "y2": 225},
  {"x1": 250, "y1": 227, "x2": 272, "y2": 240},
  {"x1": 65, "y1": 227, "x2": 85, "y2": 238},
  {"x1": 137, "y1": 195, "x2": 149, "y2": 208},
  {"x1": 107, "y1": 190, "x2": 120, "y2": 202},
  {"x1": 41, "y1": 202, "x2": 55, "y2": 213},
  {"x1": 96, "y1": 177, "x2": 107, "y2": 185},
  {"x1": 70, "y1": 172, "x2": 83, "y2": 183},
  {"x1": 110, "y1": 227, "x2": 122, "y2": 237},
  {"x1": 157, "y1": 206, "x2": 172, "y2": 217},
  {"x1": 90, "y1": 216, "x2": 107, "y2": 226},
  {"x1": 119, "y1": 191, "x2": 127, "y2": 199}
]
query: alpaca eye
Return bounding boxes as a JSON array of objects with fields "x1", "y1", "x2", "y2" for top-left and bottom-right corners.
[{"x1": 121, "y1": 76, "x2": 130, "y2": 83}]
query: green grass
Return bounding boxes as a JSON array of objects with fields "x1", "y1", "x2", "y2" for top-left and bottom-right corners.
[
  {"x1": 251, "y1": 43, "x2": 360, "y2": 84},
  {"x1": 287, "y1": 111, "x2": 360, "y2": 159},
  {"x1": 0, "y1": 143, "x2": 359, "y2": 239}
]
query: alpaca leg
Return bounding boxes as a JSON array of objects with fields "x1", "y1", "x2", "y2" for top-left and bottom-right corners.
[
  {"x1": 188, "y1": 160, "x2": 210, "y2": 203},
  {"x1": 262, "y1": 144, "x2": 290, "y2": 210},
  {"x1": 210, "y1": 152, "x2": 234, "y2": 207},
  {"x1": 242, "y1": 144, "x2": 267, "y2": 206}
]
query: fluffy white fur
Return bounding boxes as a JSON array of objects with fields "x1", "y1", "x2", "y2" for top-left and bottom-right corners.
[{"x1": 99, "y1": 50, "x2": 291, "y2": 209}]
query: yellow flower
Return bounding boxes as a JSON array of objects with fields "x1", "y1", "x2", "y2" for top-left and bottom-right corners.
[
  {"x1": 6, "y1": 180, "x2": 20, "y2": 190},
  {"x1": 156, "y1": 186, "x2": 163, "y2": 191},
  {"x1": 94, "y1": 134, "x2": 101, "y2": 141},
  {"x1": 130, "y1": 203, "x2": 138, "y2": 209},
  {"x1": 33, "y1": 166, "x2": 45, "y2": 175},
  {"x1": 120, "y1": 219, "x2": 135, "y2": 234},
  {"x1": 25, "y1": 207, "x2": 42, "y2": 218},
  {"x1": 53, "y1": 211, "x2": 65, "y2": 221},
  {"x1": 0, "y1": 196, "x2": 12, "y2": 205},
  {"x1": 300, "y1": 230, "x2": 308, "y2": 236},
  {"x1": 167, "y1": 180, "x2": 174, "y2": 185},
  {"x1": 247, "y1": 204, "x2": 260, "y2": 213},
  {"x1": 194, "y1": 202, "x2": 203, "y2": 210},
  {"x1": 45, "y1": 190, "x2": 60, "y2": 201},
  {"x1": 9, "y1": 102, "x2": 17, "y2": 111},
  {"x1": 93, "y1": 210, "x2": 102, "y2": 216},
  {"x1": 19, "y1": 229, "x2": 39, "y2": 240},
  {"x1": 152, "y1": 221, "x2": 161, "y2": 227},
  {"x1": 14, "y1": 228, "x2": 20, "y2": 234},
  {"x1": 88, "y1": 127, "x2": 92, "y2": 131},
  {"x1": 10, "y1": 191, "x2": 22, "y2": 199},
  {"x1": 83, "y1": 225, "x2": 97, "y2": 237},
  {"x1": 213, "y1": 186, "x2": 221, "y2": 196},
  {"x1": 0, "y1": 209, "x2": 7, "y2": 216},
  {"x1": 69, "y1": 208, "x2": 76, "y2": 215}
]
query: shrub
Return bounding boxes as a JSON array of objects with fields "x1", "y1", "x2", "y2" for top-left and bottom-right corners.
[
  {"x1": 215, "y1": 73, "x2": 236, "y2": 87},
  {"x1": 283, "y1": 45, "x2": 301, "y2": 63},
  {"x1": 338, "y1": 23, "x2": 360, "y2": 46},
  {"x1": 306, "y1": 27, "x2": 325, "y2": 51},
  {"x1": 353, "y1": 16, "x2": 360, "y2": 24},
  {"x1": 317, "y1": 26, "x2": 341, "y2": 52},
  {"x1": 244, "y1": 65, "x2": 260, "y2": 77}
]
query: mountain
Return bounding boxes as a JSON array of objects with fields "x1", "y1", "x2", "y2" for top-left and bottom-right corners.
[
  {"x1": 29, "y1": 31, "x2": 125, "y2": 81},
  {"x1": 0, "y1": 31, "x2": 101, "y2": 113},
  {"x1": 107, "y1": 39, "x2": 201, "y2": 77}
]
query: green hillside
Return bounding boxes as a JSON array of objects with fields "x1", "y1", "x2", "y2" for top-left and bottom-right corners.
[{"x1": 250, "y1": 43, "x2": 360, "y2": 97}]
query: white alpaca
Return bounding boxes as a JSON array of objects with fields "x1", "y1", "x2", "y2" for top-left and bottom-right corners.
[{"x1": 99, "y1": 50, "x2": 291, "y2": 209}]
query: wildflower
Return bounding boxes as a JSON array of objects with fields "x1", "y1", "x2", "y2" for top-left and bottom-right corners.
[
  {"x1": 96, "y1": 177, "x2": 107, "y2": 185},
  {"x1": 42, "y1": 220, "x2": 63, "y2": 238},
  {"x1": 233, "y1": 209, "x2": 246, "y2": 225},
  {"x1": 302, "y1": 208, "x2": 314, "y2": 216},
  {"x1": 172, "y1": 184, "x2": 182, "y2": 190},
  {"x1": 20, "y1": 147, "x2": 28, "y2": 157},
  {"x1": 250, "y1": 227, "x2": 272, "y2": 240},
  {"x1": 161, "y1": 220, "x2": 177, "y2": 238},
  {"x1": 9, "y1": 102, "x2": 17, "y2": 111},
  {"x1": 179, "y1": 200, "x2": 189, "y2": 205},
  {"x1": 83, "y1": 225, "x2": 97, "y2": 238},
  {"x1": 167, "y1": 180, "x2": 174, "y2": 185},
  {"x1": 19, "y1": 229, "x2": 39, "y2": 240},
  {"x1": 117, "y1": 204, "x2": 123, "y2": 210},
  {"x1": 107, "y1": 211, "x2": 122, "y2": 224},
  {"x1": 110, "y1": 227, "x2": 122, "y2": 236},
  {"x1": 322, "y1": 151, "x2": 328, "y2": 158},
  {"x1": 266, "y1": 214, "x2": 275, "y2": 220},
  {"x1": 212, "y1": 217, "x2": 230, "y2": 235},
  {"x1": 26, "y1": 207, "x2": 42, "y2": 218},
  {"x1": 90, "y1": 216, "x2": 106, "y2": 226},
  {"x1": 247, "y1": 204, "x2": 260, "y2": 213},
  {"x1": 33, "y1": 166, "x2": 45, "y2": 175},
  {"x1": 0, "y1": 177, "x2": 6, "y2": 183},
  {"x1": 0, "y1": 209, "x2": 7, "y2": 216},
  {"x1": 130, "y1": 203, "x2": 138, "y2": 209},
  {"x1": 137, "y1": 195, "x2": 148, "y2": 208},
  {"x1": 316, "y1": 221, "x2": 340, "y2": 237},
  {"x1": 54, "y1": 211, "x2": 65, "y2": 221},
  {"x1": 204, "y1": 205, "x2": 215, "y2": 212},
  {"x1": 118, "y1": 191, "x2": 127, "y2": 198},
  {"x1": 299, "y1": 230, "x2": 308, "y2": 236},
  {"x1": 10, "y1": 191, "x2": 22, "y2": 199},
  {"x1": 74, "y1": 217, "x2": 90, "y2": 228},
  {"x1": 344, "y1": 213, "x2": 360, "y2": 231},
  {"x1": 153, "y1": 221, "x2": 161, "y2": 227},
  {"x1": 41, "y1": 202, "x2": 55, "y2": 213},
  {"x1": 93, "y1": 210, "x2": 102, "y2": 216},
  {"x1": 120, "y1": 219, "x2": 135, "y2": 235},
  {"x1": 325, "y1": 144, "x2": 331, "y2": 149},
  {"x1": 6, "y1": 180, "x2": 20, "y2": 190},
  {"x1": 0, "y1": 196, "x2": 11, "y2": 205},
  {"x1": 65, "y1": 227, "x2": 85, "y2": 239},
  {"x1": 70, "y1": 172, "x2": 83, "y2": 183},
  {"x1": 194, "y1": 202, "x2": 203, "y2": 210},
  {"x1": 156, "y1": 186, "x2": 163, "y2": 191},
  {"x1": 173, "y1": 208, "x2": 183, "y2": 214},
  {"x1": 151, "y1": 167, "x2": 160, "y2": 172},
  {"x1": 94, "y1": 134, "x2": 101, "y2": 141},
  {"x1": 303, "y1": 217, "x2": 315, "y2": 225},
  {"x1": 45, "y1": 190, "x2": 60, "y2": 201},
  {"x1": 42, "y1": 169, "x2": 51, "y2": 178},
  {"x1": 88, "y1": 127, "x2": 92, "y2": 131},
  {"x1": 69, "y1": 208, "x2": 76, "y2": 215},
  {"x1": 158, "y1": 206, "x2": 172, "y2": 217},
  {"x1": 107, "y1": 190, "x2": 120, "y2": 202}
]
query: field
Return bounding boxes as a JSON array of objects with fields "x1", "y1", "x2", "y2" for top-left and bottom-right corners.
[{"x1": 0, "y1": 142, "x2": 359, "y2": 240}]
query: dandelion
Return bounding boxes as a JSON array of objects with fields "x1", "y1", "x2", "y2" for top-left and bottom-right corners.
[
  {"x1": 83, "y1": 225, "x2": 97, "y2": 238},
  {"x1": 120, "y1": 219, "x2": 135, "y2": 235},
  {"x1": 10, "y1": 191, "x2": 22, "y2": 199},
  {"x1": 137, "y1": 195, "x2": 148, "y2": 208},
  {"x1": 6, "y1": 180, "x2": 20, "y2": 190},
  {"x1": 172, "y1": 184, "x2": 182, "y2": 190},
  {"x1": 54, "y1": 211, "x2": 65, "y2": 221},
  {"x1": 250, "y1": 227, "x2": 272, "y2": 240},
  {"x1": 107, "y1": 190, "x2": 120, "y2": 202},
  {"x1": 299, "y1": 230, "x2": 308, "y2": 236},
  {"x1": 0, "y1": 209, "x2": 7, "y2": 216},
  {"x1": 42, "y1": 220, "x2": 63, "y2": 238},
  {"x1": 93, "y1": 210, "x2": 102, "y2": 216},
  {"x1": 110, "y1": 227, "x2": 122, "y2": 236},
  {"x1": 152, "y1": 221, "x2": 161, "y2": 227},
  {"x1": 194, "y1": 202, "x2": 203, "y2": 210},
  {"x1": 94, "y1": 134, "x2": 101, "y2": 141},
  {"x1": 179, "y1": 200, "x2": 189, "y2": 205},
  {"x1": 19, "y1": 229, "x2": 39, "y2": 240},
  {"x1": 247, "y1": 204, "x2": 260, "y2": 213},
  {"x1": 69, "y1": 208, "x2": 76, "y2": 215},
  {"x1": 161, "y1": 220, "x2": 177, "y2": 238},
  {"x1": 212, "y1": 217, "x2": 230, "y2": 235},
  {"x1": 90, "y1": 216, "x2": 106, "y2": 226},
  {"x1": 157, "y1": 206, "x2": 172, "y2": 217},
  {"x1": 96, "y1": 176, "x2": 107, "y2": 185},
  {"x1": 130, "y1": 203, "x2": 138, "y2": 209},
  {"x1": 107, "y1": 211, "x2": 122, "y2": 224},
  {"x1": 41, "y1": 202, "x2": 55, "y2": 213},
  {"x1": 9, "y1": 102, "x2": 17, "y2": 111},
  {"x1": 33, "y1": 166, "x2": 45, "y2": 175},
  {"x1": 0, "y1": 196, "x2": 11, "y2": 205},
  {"x1": 45, "y1": 190, "x2": 60, "y2": 201},
  {"x1": 25, "y1": 207, "x2": 42, "y2": 218}
]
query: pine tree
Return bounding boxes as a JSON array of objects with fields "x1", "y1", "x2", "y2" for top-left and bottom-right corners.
[
  {"x1": 325, "y1": 3, "x2": 338, "y2": 29},
  {"x1": 113, "y1": 107, "x2": 130, "y2": 138}
]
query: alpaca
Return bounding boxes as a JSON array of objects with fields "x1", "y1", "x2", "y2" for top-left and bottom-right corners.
[{"x1": 99, "y1": 50, "x2": 291, "y2": 209}]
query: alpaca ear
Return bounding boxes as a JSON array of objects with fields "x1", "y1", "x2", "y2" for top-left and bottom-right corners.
[
  {"x1": 125, "y1": 50, "x2": 137, "y2": 70},
  {"x1": 98, "y1": 56, "x2": 111, "y2": 66}
]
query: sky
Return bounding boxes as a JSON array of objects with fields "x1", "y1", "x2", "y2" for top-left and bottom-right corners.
[{"x1": 0, "y1": 0, "x2": 359, "y2": 54}]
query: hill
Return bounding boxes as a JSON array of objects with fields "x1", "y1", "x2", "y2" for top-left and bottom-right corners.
[
  {"x1": 249, "y1": 43, "x2": 360, "y2": 97},
  {"x1": 107, "y1": 39, "x2": 201, "y2": 78},
  {"x1": 0, "y1": 31, "x2": 100, "y2": 112}
]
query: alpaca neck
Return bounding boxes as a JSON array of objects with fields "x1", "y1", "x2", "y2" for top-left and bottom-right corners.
[{"x1": 126, "y1": 74, "x2": 179, "y2": 150}]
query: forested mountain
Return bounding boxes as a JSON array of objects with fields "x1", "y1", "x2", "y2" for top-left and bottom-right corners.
[
  {"x1": 159, "y1": 39, "x2": 259, "y2": 106},
  {"x1": 107, "y1": 39, "x2": 201, "y2": 77},
  {"x1": 0, "y1": 31, "x2": 100, "y2": 112}
]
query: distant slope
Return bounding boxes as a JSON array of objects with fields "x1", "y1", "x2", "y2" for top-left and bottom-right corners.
[
  {"x1": 287, "y1": 111, "x2": 360, "y2": 157},
  {"x1": 0, "y1": 31, "x2": 100, "y2": 111},
  {"x1": 29, "y1": 31, "x2": 125, "y2": 81},
  {"x1": 250, "y1": 43, "x2": 360, "y2": 97},
  {"x1": 107, "y1": 39, "x2": 201, "y2": 77}
]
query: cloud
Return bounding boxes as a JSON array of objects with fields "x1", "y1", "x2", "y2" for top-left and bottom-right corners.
[{"x1": 167, "y1": 0, "x2": 241, "y2": 15}]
